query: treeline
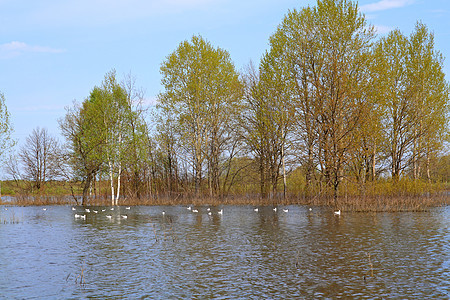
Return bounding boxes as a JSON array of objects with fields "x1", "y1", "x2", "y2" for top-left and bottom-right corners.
[{"x1": 2, "y1": 0, "x2": 449, "y2": 206}]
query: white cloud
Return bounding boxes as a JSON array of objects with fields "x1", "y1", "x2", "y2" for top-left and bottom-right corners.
[
  {"x1": 360, "y1": 0, "x2": 414, "y2": 13},
  {"x1": 0, "y1": 41, "x2": 64, "y2": 59}
]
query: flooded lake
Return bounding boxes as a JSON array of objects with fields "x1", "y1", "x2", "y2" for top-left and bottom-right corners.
[{"x1": 0, "y1": 205, "x2": 448, "y2": 299}]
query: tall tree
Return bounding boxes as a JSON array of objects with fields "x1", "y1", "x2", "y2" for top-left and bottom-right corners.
[
  {"x1": 260, "y1": 0, "x2": 375, "y2": 203},
  {"x1": 374, "y1": 24, "x2": 449, "y2": 182},
  {"x1": 406, "y1": 22, "x2": 449, "y2": 182},
  {"x1": 158, "y1": 35, "x2": 242, "y2": 197}
]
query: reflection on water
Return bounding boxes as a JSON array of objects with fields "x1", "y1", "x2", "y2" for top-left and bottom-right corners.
[{"x1": 0, "y1": 205, "x2": 448, "y2": 299}]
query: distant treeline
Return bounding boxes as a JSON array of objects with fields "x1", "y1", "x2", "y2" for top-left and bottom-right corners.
[{"x1": 1, "y1": 0, "x2": 449, "y2": 207}]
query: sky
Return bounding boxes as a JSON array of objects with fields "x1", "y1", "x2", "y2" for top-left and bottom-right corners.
[{"x1": 1, "y1": 0, "x2": 449, "y2": 146}]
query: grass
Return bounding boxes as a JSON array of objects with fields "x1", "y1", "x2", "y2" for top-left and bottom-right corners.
[
  {"x1": 1, "y1": 178, "x2": 448, "y2": 212},
  {"x1": 1, "y1": 192, "x2": 448, "y2": 212}
]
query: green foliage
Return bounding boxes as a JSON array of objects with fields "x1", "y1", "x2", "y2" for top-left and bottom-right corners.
[
  {"x1": 0, "y1": 92, "x2": 14, "y2": 163},
  {"x1": 158, "y1": 35, "x2": 243, "y2": 196}
]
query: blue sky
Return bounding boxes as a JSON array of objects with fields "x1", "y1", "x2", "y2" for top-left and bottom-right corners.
[{"x1": 1, "y1": 0, "x2": 449, "y2": 145}]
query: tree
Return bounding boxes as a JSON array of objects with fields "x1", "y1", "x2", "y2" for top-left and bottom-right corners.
[
  {"x1": 60, "y1": 71, "x2": 150, "y2": 205},
  {"x1": 19, "y1": 127, "x2": 60, "y2": 191},
  {"x1": 158, "y1": 35, "x2": 242, "y2": 197},
  {"x1": 406, "y1": 22, "x2": 449, "y2": 182},
  {"x1": 60, "y1": 101, "x2": 104, "y2": 204},
  {"x1": 374, "y1": 23, "x2": 449, "y2": 182},
  {"x1": 241, "y1": 61, "x2": 294, "y2": 201},
  {"x1": 0, "y1": 92, "x2": 14, "y2": 163},
  {"x1": 259, "y1": 0, "x2": 375, "y2": 204}
]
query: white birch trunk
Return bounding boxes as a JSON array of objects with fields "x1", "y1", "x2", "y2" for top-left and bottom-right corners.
[
  {"x1": 109, "y1": 159, "x2": 115, "y2": 206},
  {"x1": 115, "y1": 132, "x2": 122, "y2": 205},
  {"x1": 116, "y1": 164, "x2": 121, "y2": 205}
]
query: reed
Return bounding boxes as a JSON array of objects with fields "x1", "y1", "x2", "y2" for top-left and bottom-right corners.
[
  {"x1": 2, "y1": 188, "x2": 447, "y2": 212},
  {"x1": 336, "y1": 194, "x2": 448, "y2": 212},
  {"x1": 0, "y1": 210, "x2": 21, "y2": 224},
  {"x1": 75, "y1": 263, "x2": 86, "y2": 287}
]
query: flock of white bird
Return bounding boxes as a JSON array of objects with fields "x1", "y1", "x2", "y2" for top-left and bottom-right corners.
[
  {"x1": 71, "y1": 206, "x2": 131, "y2": 221},
  {"x1": 69, "y1": 205, "x2": 342, "y2": 221}
]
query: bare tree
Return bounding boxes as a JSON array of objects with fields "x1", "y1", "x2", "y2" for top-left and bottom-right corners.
[{"x1": 19, "y1": 127, "x2": 60, "y2": 190}]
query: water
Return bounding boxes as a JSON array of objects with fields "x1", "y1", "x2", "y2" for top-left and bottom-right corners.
[{"x1": 0, "y1": 205, "x2": 448, "y2": 299}]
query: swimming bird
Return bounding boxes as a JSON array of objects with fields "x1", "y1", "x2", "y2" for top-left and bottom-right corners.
[
  {"x1": 71, "y1": 207, "x2": 76, "y2": 211},
  {"x1": 187, "y1": 206, "x2": 192, "y2": 211},
  {"x1": 122, "y1": 215, "x2": 128, "y2": 219},
  {"x1": 110, "y1": 207, "x2": 114, "y2": 211},
  {"x1": 106, "y1": 215, "x2": 112, "y2": 219},
  {"x1": 74, "y1": 214, "x2": 81, "y2": 218},
  {"x1": 283, "y1": 209, "x2": 289, "y2": 213},
  {"x1": 208, "y1": 212, "x2": 212, "y2": 216},
  {"x1": 254, "y1": 208, "x2": 258, "y2": 212},
  {"x1": 273, "y1": 207, "x2": 277, "y2": 212},
  {"x1": 42, "y1": 208, "x2": 47, "y2": 211},
  {"x1": 218, "y1": 209, "x2": 223, "y2": 215},
  {"x1": 126, "y1": 207, "x2": 131, "y2": 210},
  {"x1": 101, "y1": 209, "x2": 106, "y2": 212},
  {"x1": 80, "y1": 215, "x2": 86, "y2": 220},
  {"x1": 334, "y1": 209, "x2": 341, "y2": 216},
  {"x1": 207, "y1": 208, "x2": 211, "y2": 212},
  {"x1": 192, "y1": 209, "x2": 199, "y2": 213},
  {"x1": 93, "y1": 210, "x2": 98, "y2": 213},
  {"x1": 309, "y1": 208, "x2": 312, "y2": 211},
  {"x1": 85, "y1": 208, "x2": 90, "y2": 213},
  {"x1": 162, "y1": 211, "x2": 165, "y2": 215}
]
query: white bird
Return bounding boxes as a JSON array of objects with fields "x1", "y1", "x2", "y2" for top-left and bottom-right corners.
[
  {"x1": 162, "y1": 211, "x2": 165, "y2": 215},
  {"x1": 93, "y1": 210, "x2": 98, "y2": 213},
  {"x1": 110, "y1": 207, "x2": 114, "y2": 211},
  {"x1": 334, "y1": 209, "x2": 341, "y2": 216},
  {"x1": 80, "y1": 215, "x2": 86, "y2": 220},
  {"x1": 207, "y1": 208, "x2": 211, "y2": 212},
  {"x1": 218, "y1": 209, "x2": 223, "y2": 215},
  {"x1": 309, "y1": 208, "x2": 312, "y2": 211},
  {"x1": 85, "y1": 208, "x2": 90, "y2": 213},
  {"x1": 254, "y1": 208, "x2": 258, "y2": 212},
  {"x1": 106, "y1": 215, "x2": 112, "y2": 219},
  {"x1": 187, "y1": 206, "x2": 192, "y2": 211},
  {"x1": 101, "y1": 209, "x2": 106, "y2": 212},
  {"x1": 192, "y1": 209, "x2": 198, "y2": 213},
  {"x1": 71, "y1": 207, "x2": 76, "y2": 211},
  {"x1": 283, "y1": 209, "x2": 289, "y2": 213},
  {"x1": 273, "y1": 207, "x2": 277, "y2": 212},
  {"x1": 74, "y1": 214, "x2": 81, "y2": 218},
  {"x1": 121, "y1": 215, "x2": 128, "y2": 219},
  {"x1": 208, "y1": 212, "x2": 212, "y2": 216},
  {"x1": 126, "y1": 207, "x2": 131, "y2": 210},
  {"x1": 42, "y1": 208, "x2": 47, "y2": 211}
]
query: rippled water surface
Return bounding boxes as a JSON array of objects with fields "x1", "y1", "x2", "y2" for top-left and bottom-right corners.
[{"x1": 0, "y1": 205, "x2": 449, "y2": 299}]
